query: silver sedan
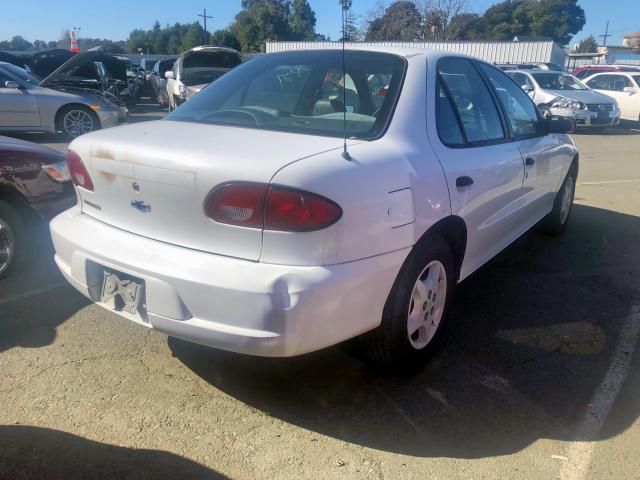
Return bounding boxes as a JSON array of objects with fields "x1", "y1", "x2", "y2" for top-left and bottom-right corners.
[{"x1": 0, "y1": 62, "x2": 128, "y2": 138}]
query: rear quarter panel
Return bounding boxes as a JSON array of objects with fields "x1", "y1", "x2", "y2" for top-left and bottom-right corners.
[{"x1": 264, "y1": 54, "x2": 451, "y2": 266}]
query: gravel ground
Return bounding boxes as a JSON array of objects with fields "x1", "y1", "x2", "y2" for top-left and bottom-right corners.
[{"x1": 1, "y1": 116, "x2": 639, "y2": 480}]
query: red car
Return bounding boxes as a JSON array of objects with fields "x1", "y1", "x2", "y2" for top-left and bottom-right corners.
[
  {"x1": 573, "y1": 65, "x2": 640, "y2": 79},
  {"x1": 0, "y1": 136, "x2": 75, "y2": 278}
]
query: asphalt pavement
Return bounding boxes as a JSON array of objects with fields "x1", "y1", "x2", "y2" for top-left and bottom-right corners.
[{"x1": 1, "y1": 112, "x2": 639, "y2": 480}]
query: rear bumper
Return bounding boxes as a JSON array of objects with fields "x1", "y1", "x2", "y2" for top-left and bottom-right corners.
[{"x1": 50, "y1": 208, "x2": 407, "y2": 357}]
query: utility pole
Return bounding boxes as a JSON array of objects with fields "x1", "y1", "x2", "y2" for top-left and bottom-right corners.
[
  {"x1": 599, "y1": 20, "x2": 611, "y2": 46},
  {"x1": 198, "y1": 8, "x2": 213, "y2": 45}
]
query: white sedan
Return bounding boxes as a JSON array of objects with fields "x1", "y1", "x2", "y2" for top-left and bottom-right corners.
[
  {"x1": 584, "y1": 71, "x2": 640, "y2": 122},
  {"x1": 51, "y1": 47, "x2": 577, "y2": 369}
]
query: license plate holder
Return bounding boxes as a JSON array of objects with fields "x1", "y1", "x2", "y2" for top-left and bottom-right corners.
[{"x1": 100, "y1": 270, "x2": 146, "y2": 318}]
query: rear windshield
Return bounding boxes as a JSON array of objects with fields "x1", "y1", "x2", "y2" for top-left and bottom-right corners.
[
  {"x1": 532, "y1": 72, "x2": 587, "y2": 90},
  {"x1": 182, "y1": 51, "x2": 242, "y2": 86},
  {"x1": 167, "y1": 50, "x2": 406, "y2": 140}
]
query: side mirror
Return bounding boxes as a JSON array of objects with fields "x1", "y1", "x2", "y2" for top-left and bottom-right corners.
[
  {"x1": 165, "y1": 71, "x2": 174, "y2": 79},
  {"x1": 546, "y1": 116, "x2": 575, "y2": 134},
  {"x1": 522, "y1": 84, "x2": 533, "y2": 93},
  {"x1": 623, "y1": 86, "x2": 637, "y2": 94},
  {"x1": 4, "y1": 80, "x2": 20, "y2": 89}
]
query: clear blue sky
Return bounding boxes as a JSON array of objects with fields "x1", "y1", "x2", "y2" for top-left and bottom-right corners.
[{"x1": 0, "y1": 0, "x2": 637, "y2": 46}]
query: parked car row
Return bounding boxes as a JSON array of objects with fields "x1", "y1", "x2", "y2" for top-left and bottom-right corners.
[{"x1": 505, "y1": 67, "x2": 640, "y2": 128}]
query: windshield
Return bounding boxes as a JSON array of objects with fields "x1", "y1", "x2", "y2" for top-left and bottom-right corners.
[
  {"x1": 167, "y1": 50, "x2": 406, "y2": 140},
  {"x1": 633, "y1": 76, "x2": 640, "y2": 87},
  {"x1": 2, "y1": 63, "x2": 39, "y2": 85},
  {"x1": 532, "y1": 72, "x2": 588, "y2": 91}
]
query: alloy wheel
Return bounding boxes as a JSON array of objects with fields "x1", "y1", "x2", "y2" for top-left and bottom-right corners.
[
  {"x1": 407, "y1": 260, "x2": 447, "y2": 350},
  {"x1": 0, "y1": 218, "x2": 15, "y2": 275},
  {"x1": 63, "y1": 109, "x2": 95, "y2": 137}
]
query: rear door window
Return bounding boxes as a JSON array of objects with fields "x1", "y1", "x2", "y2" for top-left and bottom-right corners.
[
  {"x1": 479, "y1": 63, "x2": 540, "y2": 138},
  {"x1": 436, "y1": 57, "x2": 505, "y2": 144}
]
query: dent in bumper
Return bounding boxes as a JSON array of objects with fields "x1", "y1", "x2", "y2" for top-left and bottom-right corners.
[{"x1": 51, "y1": 209, "x2": 407, "y2": 356}]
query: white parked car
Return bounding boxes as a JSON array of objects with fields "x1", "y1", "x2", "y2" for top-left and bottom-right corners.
[
  {"x1": 583, "y1": 72, "x2": 640, "y2": 123},
  {"x1": 506, "y1": 70, "x2": 620, "y2": 130},
  {"x1": 51, "y1": 48, "x2": 578, "y2": 368},
  {"x1": 165, "y1": 46, "x2": 242, "y2": 111}
]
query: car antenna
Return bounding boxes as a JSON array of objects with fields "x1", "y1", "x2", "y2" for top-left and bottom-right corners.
[{"x1": 340, "y1": 2, "x2": 351, "y2": 161}]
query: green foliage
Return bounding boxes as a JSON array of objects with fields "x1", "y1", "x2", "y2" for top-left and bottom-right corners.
[
  {"x1": 529, "y1": 0, "x2": 586, "y2": 45},
  {"x1": 574, "y1": 34, "x2": 598, "y2": 53},
  {"x1": 364, "y1": 0, "x2": 585, "y2": 45},
  {"x1": 481, "y1": 0, "x2": 585, "y2": 44},
  {"x1": 365, "y1": 1, "x2": 422, "y2": 41},
  {"x1": 211, "y1": 29, "x2": 241, "y2": 51},
  {"x1": 448, "y1": 13, "x2": 485, "y2": 40},
  {"x1": 289, "y1": 0, "x2": 317, "y2": 40},
  {"x1": 232, "y1": 0, "x2": 291, "y2": 52},
  {"x1": 125, "y1": 22, "x2": 208, "y2": 55},
  {"x1": 0, "y1": 35, "x2": 33, "y2": 51}
]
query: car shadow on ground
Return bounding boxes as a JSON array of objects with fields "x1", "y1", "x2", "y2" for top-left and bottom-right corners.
[
  {"x1": 0, "y1": 425, "x2": 227, "y2": 480},
  {"x1": 0, "y1": 221, "x2": 88, "y2": 353},
  {"x1": 169, "y1": 204, "x2": 640, "y2": 459}
]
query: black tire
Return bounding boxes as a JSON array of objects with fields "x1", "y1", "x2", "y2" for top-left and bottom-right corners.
[
  {"x1": 56, "y1": 105, "x2": 101, "y2": 139},
  {"x1": 354, "y1": 235, "x2": 456, "y2": 371},
  {"x1": 0, "y1": 201, "x2": 23, "y2": 279},
  {"x1": 542, "y1": 161, "x2": 578, "y2": 236}
]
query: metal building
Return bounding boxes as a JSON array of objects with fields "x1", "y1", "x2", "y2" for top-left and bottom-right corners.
[{"x1": 266, "y1": 40, "x2": 568, "y2": 67}]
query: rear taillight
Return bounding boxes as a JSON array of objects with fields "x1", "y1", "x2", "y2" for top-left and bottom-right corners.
[
  {"x1": 66, "y1": 150, "x2": 94, "y2": 191},
  {"x1": 204, "y1": 183, "x2": 342, "y2": 232}
]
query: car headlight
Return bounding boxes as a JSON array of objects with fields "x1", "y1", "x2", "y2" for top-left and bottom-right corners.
[
  {"x1": 179, "y1": 84, "x2": 188, "y2": 99},
  {"x1": 551, "y1": 96, "x2": 583, "y2": 110}
]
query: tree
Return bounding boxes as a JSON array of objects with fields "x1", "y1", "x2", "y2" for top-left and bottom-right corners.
[
  {"x1": 47, "y1": 41, "x2": 58, "y2": 49},
  {"x1": 480, "y1": 0, "x2": 528, "y2": 40},
  {"x1": 529, "y1": 0, "x2": 585, "y2": 45},
  {"x1": 365, "y1": 1, "x2": 422, "y2": 41},
  {"x1": 232, "y1": 0, "x2": 291, "y2": 52},
  {"x1": 0, "y1": 35, "x2": 34, "y2": 51},
  {"x1": 182, "y1": 23, "x2": 206, "y2": 50},
  {"x1": 338, "y1": 0, "x2": 361, "y2": 41},
  {"x1": 414, "y1": 0, "x2": 468, "y2": 40},
  {"x1": 448, "y1": 12, "x2": 484, "y2": 40},
  {"x1": 211, "y1": 29, "x2": 242, "y2": 50},
  {"x1": 289, "y1": 0, "x2": 317, "y2": 40},
  {"x1": 574, "y1": 34, "x2": 598, "y2": 53}
]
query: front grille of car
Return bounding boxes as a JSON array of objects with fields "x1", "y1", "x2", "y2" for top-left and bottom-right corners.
[{"x1": 587, "y1": 103, "x2": 613, "y2": 112}]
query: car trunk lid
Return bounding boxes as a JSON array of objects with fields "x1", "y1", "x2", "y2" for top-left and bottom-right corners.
[{"x1": 69, "y1": 120, "x2": 343, "y2": 261}]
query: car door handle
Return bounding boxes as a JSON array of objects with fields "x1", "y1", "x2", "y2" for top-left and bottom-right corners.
[
  {"x1": 456, "y1": 176, "x2": 474, "y2": 188},
  {"x1": 525, "y1": 157, "x2": 535, "y2": 166}
]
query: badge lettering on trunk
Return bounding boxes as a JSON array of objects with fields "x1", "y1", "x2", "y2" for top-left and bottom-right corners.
[{"x1": 131, "y1": 200, "x2": 151, "y2": 213}]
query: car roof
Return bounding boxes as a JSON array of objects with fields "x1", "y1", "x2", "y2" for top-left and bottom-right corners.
[
  {"x1": 508, "y1": 69, "x2": 567, "y2": 74},
  {"x1": 265, "y1": 45, "x2": 480, "y2": 63}
]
